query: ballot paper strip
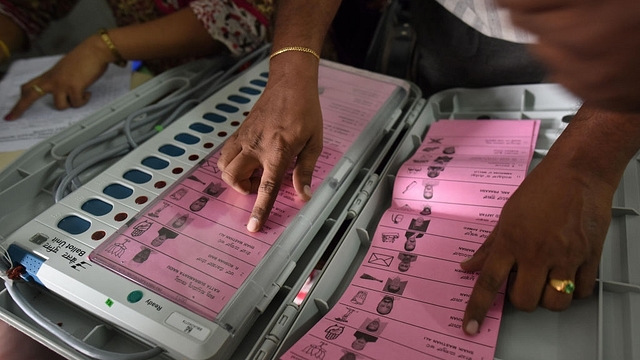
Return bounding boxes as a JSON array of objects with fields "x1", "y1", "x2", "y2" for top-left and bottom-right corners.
[
  {"x1": 0, "y1": 55, "x2": 131, "y2": 152},
  {"x1": 282, "y1": 119, "x2": 540, "y2": 360},
  {"x1": 89, "y1": 65, "x2": 401, "y2": 321}
]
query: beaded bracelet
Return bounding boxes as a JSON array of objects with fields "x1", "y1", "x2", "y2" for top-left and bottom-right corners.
[
  {"x1": 0, "y1": 39, "x2": 11, "y2": 61},
  {"x1": 99, "y1": 28, "x2": 127, "y2": 67}
]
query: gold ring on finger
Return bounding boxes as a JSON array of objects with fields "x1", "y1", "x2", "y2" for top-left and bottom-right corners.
[
  {"x1": 549, "y1": 279, "x2": 575, "y2": 294},
  {"x1": 32, "y1": 84, "x2": 45, "y2": 96}
]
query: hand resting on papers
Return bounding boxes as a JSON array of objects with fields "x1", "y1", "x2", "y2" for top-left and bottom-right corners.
[
  {"x1": 461, "y1": 104, "x2": 640, "y2": 334},
  {"x1": 3, "y1": 8, "x2": 226, "y2": 121},
  {"x1": 5, "y1": 40, "x2": 111, "y2": 120}
]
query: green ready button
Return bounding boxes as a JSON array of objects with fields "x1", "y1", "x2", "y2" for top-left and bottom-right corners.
[{"x1": 127, "y1": 290, "x2": 144, "y2": 303}]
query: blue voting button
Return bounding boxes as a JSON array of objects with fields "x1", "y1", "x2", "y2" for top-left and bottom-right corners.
[
  {"x1": 127, "y1": 290, "x2": 144, "y2": 303},
  {"x1": 57, "y1": 215, "x2": 91, "y2": 235}
]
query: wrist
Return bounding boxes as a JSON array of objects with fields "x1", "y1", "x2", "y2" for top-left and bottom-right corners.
[
  {"x1": 84, "y1": 34, "x2": 117, "y2": 66},
  {"x1": 270, "y1": 46, "x2": 320, "y2": 61},
  {"x1": 97, "y1": 29, "x2": 127, "y2": 67},
  {"x1": 267, "y1": 51, "x2": 318, "y2": 91},
  {"x1": 547, "y1": 105, "x2": 640, "y2": 189},
  {"x1": 268, "y1": 50, "x2": 319, "y2": 85}
]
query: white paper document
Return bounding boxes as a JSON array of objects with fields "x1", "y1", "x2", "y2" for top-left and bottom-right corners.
[
  {"x1": 436, "y1": 0, "x2": 536, "y2": 43},
  {"x1": 0, "y1": 55, "x2": 131, "y2": 152}
]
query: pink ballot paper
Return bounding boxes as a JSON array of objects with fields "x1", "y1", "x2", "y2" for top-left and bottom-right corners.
[
  {"x1": 89, "y1": 63, "x2": 409, "y2": 322},
  {"x1": 281, "y1": 119, "x2": 540, "y2": 360}
]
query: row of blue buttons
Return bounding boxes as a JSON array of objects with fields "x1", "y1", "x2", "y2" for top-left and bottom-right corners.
[{"x1": 56, "y1": 74, "x2": 268, "y2": 237}]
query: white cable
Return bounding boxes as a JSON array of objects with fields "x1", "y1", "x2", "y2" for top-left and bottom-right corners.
[
  {"x1": 59, "y1": 65, "x2": 224, "y2": 194},
  {"x1": 0, "y1": 242, "x2": 13, "y2": 270},
  {"x1": 64, "y1": 127, "x2": 125, "y2": 190},
  {"x1": 55, "y1": 146, "x2": 130, "y2": 201},
  {"x1": 4, "y1": 280, "x2": 164, "y2": 360},
  {"x1": 60, "y1": 47, "x2": 267, "y2": 194},
  {"x1": 196, "y1": 43, "x2": 270, "y2": 101}
]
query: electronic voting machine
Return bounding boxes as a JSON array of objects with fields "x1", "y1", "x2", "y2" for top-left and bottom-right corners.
[
  {"x1": 0, "y1": 53, "x2": 414, "y2": 360},
  {"x1": 1, "y1": 51, "x2": 639, "y2": 360}
]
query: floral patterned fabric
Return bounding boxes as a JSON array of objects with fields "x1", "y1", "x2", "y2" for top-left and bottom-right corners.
[
  {"x1": 0, "y1": 0, "x2": 272, "y2": 57},
  {"x1": 190, "y1": 0, "x2": 270, "y2": 56}
]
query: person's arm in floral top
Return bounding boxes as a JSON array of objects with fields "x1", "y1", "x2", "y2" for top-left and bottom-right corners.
[{"x1": 4, "y1": 0, "x2": 270, "y2": 120}]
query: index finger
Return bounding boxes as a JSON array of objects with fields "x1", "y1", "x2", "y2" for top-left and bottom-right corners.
[
  {"x1": 5, "y1": 83, "x2": 46, "y2": 120},
  {"x1": 462, "y1": 251, "x2": 514, "y2": 335}
]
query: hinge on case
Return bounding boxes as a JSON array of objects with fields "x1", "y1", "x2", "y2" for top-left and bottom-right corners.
[
  {"x1": 256, "y1": 261, "x2": 297, "y2": 312},
  {"x1": 404, "y1": 98, "x2": 426, "y2": 127},
  {"x1": 384, "y1": 108, "x2": 404, "y2": 132},
  {"x1": 347, "y1": 173, "x2": 380, "y2": 218},
  {"x1": 252, "y1": 297, "x2": 301, "y2": 359}
]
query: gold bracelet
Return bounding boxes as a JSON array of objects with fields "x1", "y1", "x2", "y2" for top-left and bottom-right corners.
[
  {"x1": 98, "y1": 28, "x2": 127, "y2": 67},
  {"x1": 269, "y1": 46, "x2": 320, "y2": 61},
  {"x1": 0, "y1": 39, "x2": 11, "y2": 61}
]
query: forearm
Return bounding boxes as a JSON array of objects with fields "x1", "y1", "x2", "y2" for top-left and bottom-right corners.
[
  {"x1": 97, "y1": 8, "x2": 220, "y2": 62},
  {"x1": 546, "y1": 104, "x2": 640, "y2": 190},
  {"x1": 269, "y1": 0, "x2": 342, "y2": 78},
  {"x1": 272, "y1": 0, "x2": 342, "y2": 52}
]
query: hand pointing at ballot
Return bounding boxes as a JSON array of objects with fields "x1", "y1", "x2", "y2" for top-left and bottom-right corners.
[
  {"x1": 217, "y1": 0, "x2": 342, "y2": 232},
  {"x1": 217, "y1": 52, "x2": 324, "y2": 232},
  {"x1": 460, "y1": 105, "x2": 640, "y2": 335}
]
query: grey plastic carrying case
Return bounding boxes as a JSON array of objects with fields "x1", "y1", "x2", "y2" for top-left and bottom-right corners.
[{"x1": 0, "y1": 55, "x2": 637, "y2": 360}]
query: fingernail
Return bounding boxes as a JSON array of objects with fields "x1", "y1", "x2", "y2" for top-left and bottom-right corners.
[
  {"x1": 461, "y1": 256, "x2": 472, "y2": 263},
  {"x1": 4, "y1": 114, "x2": 14, "y2": 121},
  {"x1": 247, "y1": 217, "x2": 260, "y2": 232},
  {"x1": 465, "y1": 320, "x2": 479, "y2": 335},
  {"x1": 304, "y1": 185, "x2": 312, "y2": 198}
]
